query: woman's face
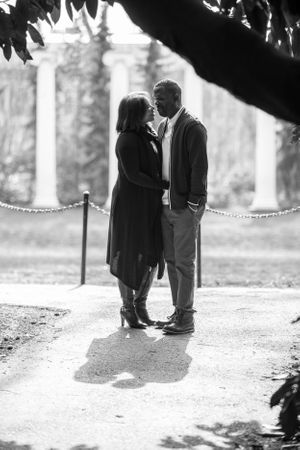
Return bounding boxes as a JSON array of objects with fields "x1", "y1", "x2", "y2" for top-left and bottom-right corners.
[{"x1": 142, "y1": 101, "x2": 155, "y2": 124}]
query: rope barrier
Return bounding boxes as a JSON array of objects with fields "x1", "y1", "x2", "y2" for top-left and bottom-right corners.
[
  {"x1": 0, "y1": 200, "x2": 84, "y2": 213},
  {"x1": 205, "y1": 205, "x2": 300, "y2": 219},
  {"x1": 0, "y1": 199, "x2": 300, "y2": 218},
  {"x1": 87, "y1": 203, "x2": 300, "y2": 219},
  {"x1": 88, "y1": 201, "x2": 110, "y2": 216},
  {"x1": 1, "y1": 193, "x2": 299, "y2": 287}
]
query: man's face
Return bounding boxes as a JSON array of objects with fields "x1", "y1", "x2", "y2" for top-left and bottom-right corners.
[{"x1": 153, "y1": 86, "x2": 177, "y2": 118}]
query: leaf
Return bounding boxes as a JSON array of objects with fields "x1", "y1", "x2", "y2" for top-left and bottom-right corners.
[
  {"x1": 50, "y1": 5, "x2": 60, "y2": 23},
  {"x1": 72, "y1": 0, "x2": 85, "y2": 11},
  {"x1": 36, "y1": 5, "x2": 52, "y2": 26},
  {"x1": 3, "y1": 43, "x2": 12, "y2": 60},
  {"x1": 291, "y1": 26, "x2": 300, "y2": 57},
  {"x1": 86, "y1": 0, "x2": 98, "y2": 18},
  {"x1": 65, "y1": 0, "x2": 73, "y2": 20},
  {"x1": 291, "y1": 125, "x2": 300, "y2": 144},
  {"x1": 15, "y1": 48, "x2": 33, "y2": 63},
  {"x1": 204, "y1": 0, "x2": 220, "y2": 9},
  {"x1": 279, "y1": 398, "x2": 299, "y2": 438},
  {"x1": 220, "y1": 0, "x2": 237, "y2": 14},
  {"x1": 27, "y1": 23, "x2": 44, "y2": 45},
  {"x1": 270, "y1": 375, "x2": 300, "y2": 408},
  {"x1": 284, "y1": 0, "x2": 300, "y2": 16},
  {"x1": 245, "y1": 2, "x2": 269, "y2": 37},
  {"x1": 281, "y1": 0, "x2": 300, "y2": 27},
  {"x1": 269, "y1": 2, "x2": 288, "y2": 41},
  {"x1": 28, "y1": 4, "x2": 40, "y2": 23},
  {"x1": 232, "y1": 2, "x2": 245, "y2": 21},
  {"x1": 14, "y1": 0, "x2": 29, "y2": 33},
  {"x1": 242, "y1": 0, "x2": 269, "y2": 33},
  {"x1": 0, "y1": 10, "x2": 12, "y2": 42}
]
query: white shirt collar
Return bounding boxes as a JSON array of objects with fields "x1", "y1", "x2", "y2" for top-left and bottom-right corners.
[{"x1": 168, "y1": 106, "x2": 184, "y2": 128}]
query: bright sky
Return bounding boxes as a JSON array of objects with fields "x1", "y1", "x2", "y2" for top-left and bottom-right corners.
[{"x1": 107, "y1": 4, "x2": 149, "y2": 43}]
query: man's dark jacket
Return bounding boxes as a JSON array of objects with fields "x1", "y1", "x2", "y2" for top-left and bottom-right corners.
[{"x1": 157, "y1": 107, "x2": 208, "y2": 210}]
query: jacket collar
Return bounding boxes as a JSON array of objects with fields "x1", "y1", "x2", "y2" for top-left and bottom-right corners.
[
  {"x1": 158, "y1": 107, "x2": 186, "y2": 140},
  {"x1": 168, "y1": 106, "x2": 185, "y2": 129}
]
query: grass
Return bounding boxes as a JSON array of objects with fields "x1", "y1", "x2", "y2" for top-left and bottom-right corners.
[{"x1": 0, "y1": 205, "x2": 299, "y2": 287}]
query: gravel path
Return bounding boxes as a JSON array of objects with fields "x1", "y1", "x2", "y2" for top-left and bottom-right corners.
[{"x1": 0, "y1": 285, "x2": 299, "y2": 450}]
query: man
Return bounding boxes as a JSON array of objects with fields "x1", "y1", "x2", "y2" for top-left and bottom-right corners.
[{"x1": 153, "y1": 79, "x2": 208, "y2": 335}]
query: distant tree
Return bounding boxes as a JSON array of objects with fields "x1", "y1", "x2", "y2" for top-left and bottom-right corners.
[
  {"x1": 0, "y1": 0, "x2": 300, "y2": 125},
  {"x1": 277, "y1": 121, "x2": 300, "y2": 206},
  {"x1": 56, "y1": 4, "x2": 110, "y2": 204},
  {"x1": 56, "y1": 42, "x2": 83, "y2": 203},
  {"x1": 135, "y1": 37, "x2": 165, "y2": 129},
  {"x1": 77, "y1": 4, "x2": 110, "y2": 203},
  {"x1": 143, "y1": 38, "x2": 164, "y2": 95},
  {"x1": 0, "y1": 65, "x2": 35, "y2": 203}
]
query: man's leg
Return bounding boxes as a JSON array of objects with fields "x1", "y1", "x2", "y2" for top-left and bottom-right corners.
[
  {"x1": 163, "y1": 206, "x2": 205, "y2": 334},
  {"x1": 173, "y1": 208, "x2": 198, "y2": 311},
  {"x1": 155, "y1": 206, "x2": 178, "y2": 328},
  {"x1": 161, "y1": 206, "x2": 178, "y2": 307}
]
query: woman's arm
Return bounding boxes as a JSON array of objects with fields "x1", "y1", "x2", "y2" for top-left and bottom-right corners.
[{"x1": 117, "y1": 133, "x2": 164, "y2": 190}]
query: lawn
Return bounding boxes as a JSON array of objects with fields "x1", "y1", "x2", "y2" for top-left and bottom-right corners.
[{"x1": 0, "y1": 205, "x2": 299, "y2": 287}]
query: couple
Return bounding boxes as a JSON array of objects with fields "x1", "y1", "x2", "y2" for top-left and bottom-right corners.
[{"x1": 106, "y1": 79, "x2": 208, "y2": 335}]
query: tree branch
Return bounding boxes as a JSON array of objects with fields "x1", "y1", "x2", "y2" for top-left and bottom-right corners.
[
  {"x1": 81, "y1": 7, "x2": 94, "y2": 41},
  {"x1": 115, "y1": 0, "x2": 300, "y2": 124}
]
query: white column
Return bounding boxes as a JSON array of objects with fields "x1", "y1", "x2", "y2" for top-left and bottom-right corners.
[
  {"x1": 183, "y1": 63, "x2": 203, "y2": 121},
  {"x1": 33, "y1": 53, "x2": 59, "y2": 207},
  {"x1": 104, "y1": 52, "x2": 132, "y2": 209},
  {"x1": 250, "y1": 109, "x2": 279, "y2": 212}
]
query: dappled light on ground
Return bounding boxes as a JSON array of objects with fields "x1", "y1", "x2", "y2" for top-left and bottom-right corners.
[{"x1": 159, "y1": 421, "x2": 282, "y2": 449}]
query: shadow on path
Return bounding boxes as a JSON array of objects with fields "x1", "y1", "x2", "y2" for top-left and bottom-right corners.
[
  {"x1": 74, "y1": 328, "x2": 192, "y2": 388},
  {"x1": 159, "y1": 420, "x2": 281, "y2": 449}
]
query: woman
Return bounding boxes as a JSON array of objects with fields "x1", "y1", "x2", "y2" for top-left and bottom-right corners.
[{"x1": 106, "y1": 92, "x2": 168, "y2": 328}]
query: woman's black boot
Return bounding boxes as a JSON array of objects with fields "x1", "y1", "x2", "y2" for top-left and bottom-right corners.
[
  {"x1": 133, "y1": 267, "x2": 157, "y2": 326},
  {"x1": 120, "y1": 303, "x2": 146, "y2": 329},
  {"x1": 134, "y1": 298, "x2": 156, "y2": 326},
  {"x1": 118, "y1": 279, "x2": 146, "y2": 329}
]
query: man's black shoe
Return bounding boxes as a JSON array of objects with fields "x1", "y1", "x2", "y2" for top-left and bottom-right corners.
[
  {"x1": 162, "y1": 309, "x2": 195, "y2": 335},
  {"x1": 155, "y1": 309, "x2": 177, "y2": 329}
]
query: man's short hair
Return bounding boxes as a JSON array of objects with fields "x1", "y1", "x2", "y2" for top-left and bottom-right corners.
[{"x1": 154, "y1": 79, "x2": 181, "y2": 99}]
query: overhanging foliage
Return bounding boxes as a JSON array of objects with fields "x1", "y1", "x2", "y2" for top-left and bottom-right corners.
[{"x1": 1, "y1": 0, "x2": 300, "y2": 124}]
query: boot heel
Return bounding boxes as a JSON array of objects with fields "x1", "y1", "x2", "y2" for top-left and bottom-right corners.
[{"x1": 120, "y1": 306, "x2": 146, "y2": 329}]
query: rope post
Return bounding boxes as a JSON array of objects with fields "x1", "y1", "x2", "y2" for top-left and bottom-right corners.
[
  {"x1": 80, "y1": 191, "x2": 90, "y2": 285},
  {"x1": 196, "y1": 223, "x2": 202, "y2": 288}
]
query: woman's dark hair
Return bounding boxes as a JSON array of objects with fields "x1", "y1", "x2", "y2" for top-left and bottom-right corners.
[{"x1": 116, "y1": 92, "x2": 150, "y2": 133}]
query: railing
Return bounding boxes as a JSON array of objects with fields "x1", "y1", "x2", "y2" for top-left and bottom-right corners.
[{"x1": 1, "y1": 193, "x2": 299, "y2": 288}]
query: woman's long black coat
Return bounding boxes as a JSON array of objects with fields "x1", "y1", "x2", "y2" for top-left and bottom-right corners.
[{"x1": 106, "y1": 127, "x2": 165, "y2": 290}]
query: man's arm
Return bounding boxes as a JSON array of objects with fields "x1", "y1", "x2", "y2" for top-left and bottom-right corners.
[{"x1": 187, "y1": 122, "x2": 208, "y2": 210}]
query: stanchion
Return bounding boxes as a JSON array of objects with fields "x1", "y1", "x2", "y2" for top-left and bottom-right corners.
[
  {"x1": 196, "y1": 223, "x2": 202, "y2": 288},
  {"x1": 80, "y1": 191, "x2": 90, "y2": 285}
]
